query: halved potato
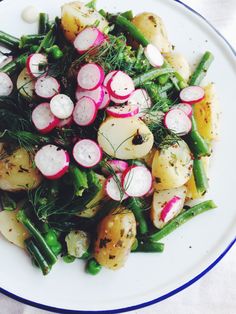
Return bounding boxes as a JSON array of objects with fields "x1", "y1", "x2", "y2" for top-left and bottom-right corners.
[
  {"x1": 16, "y1": 68, "x2": 35, "y2": 100},
  {"x1": 142, "y1": 148, "x2": 157, "y2": 168},
  {"x1": 165, "y1": 52, "x2": 191, "y2": 82}
]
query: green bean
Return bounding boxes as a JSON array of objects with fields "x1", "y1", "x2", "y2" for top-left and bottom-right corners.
[
  {"x1": 193, "y1": 158, "x2": 209, "y2": 194},
  {"x1": 134, "y1": 67, "x2": 174, "y2": 87},
  {"x1": 86, "y1": 258, "x2": 102, "y2": 275},
  {"x1": 0, "y1": 53, "x2": 28, "y2": 75},
  {"x1": 121, "y1": 10, "x2": 134, "y2": 20},
  {"x1": 132, "y1": 240, "x2": 164, "y2": 253},
  {"x1": 69, "y1": 166, "x2": 88, "y2": 197},
  {"x1": 149, "y1": 200, "x2": 216, "y2": 242},
  {"x1": 0, "y1": 30, "x2": 19, "y2": 50},
  {"x1": 36, "y1": 27, "x2": 56, "y2": 53},
  {"x1": 98, "y1": 9, "x2": 107, "y2": 18},
  {"x1": 127, "y1": 198, "x2": 148, "y2": 235},
  {"x1": 189, "y1": 116, "x2": 210, "y2": 157},
  {"x1": 38, "y1": 13, "x2": 49, "y2": 34},
  {"x1": 158, "y1": 82, "x2": 174, "y2": 94},
  {"x1": 189, "y1": 51, "x2": 214, "y2": 86},
  {"x1": 19, "y1": 34, "x2": 45, "y2": 49},
  {"x1": 30, "y1": 45, "x2": 40, "y2": 53},
  {"x1": 158, "y1": 74, "x2": 169, "y2": 85},
  {"x1": 0, "y1": 192, "x2": 16, "y2": 211}
]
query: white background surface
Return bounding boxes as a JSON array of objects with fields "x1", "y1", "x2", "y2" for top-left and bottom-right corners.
[{"x1": 0, "y1": 0, "x2": 235, "y2": 313}]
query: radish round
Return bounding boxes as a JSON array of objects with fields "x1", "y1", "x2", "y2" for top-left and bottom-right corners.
[
  {"x1": 171, "y1": 103, "x2": 193, "y2": 118},
  {"x1": 98, "y1": 86, "x2": 110, "y2": 109},
  {"x1": 107, "y1": 71, "x2": 135, "y2": 99},
  {"x1": 0, "y1": 72, "x2": 13, "y2": 96},
  {"x1": 102, "y1": 160, "x2": 129, "y2": 176},
  {"x1": 50, "y1": 94, "x2": 74, "y2": 119},
  {"x1": 35, "y1": 76, "x2": 60, "y2": 99},
  {"x1": 179, "y1": 86, "x2": 205, "y2": 104},
  {"x1": 35, "y1": 145, "x2": 70, "y2": 179},
  {"x1": 160, "y1": 196, "x2": 182, "y2": 222},
  {"x1": 76, "y1": 85, "x2": 104, "y2": 108},
  {"x1": 73, "y1": 27, "x2": 105, "y2": 54},
  {"x1": 105, "y1": 173, "x2": 128, "y2": 201},
  {"x1": 127, "y1": 89, "x2": 152, "y2": 117},
  {"x1": 73, "y1": 139, "x2": 102, "y2": 168},
  {"x1": 103, "y1": 71, "x2": 117, "y2": 87},
  {"x1": 57, "y1": 116, "x2": 74, "y2": 128},
  {"x1": 73, "y1": 96, "x2": 97, "y2": 126},
  {"x1": 106, "y1": 104, "x2": 139, "y2": 118},
  {"x1": 122, "y1": 166, "x2": 153, "y2": 197},
  {"x1": 32, "y1": 102, "x2": 59, "y2": 134},
  {"x1": 144, "y1": 44, "x2": 164, "y2": 68},
  {"x1": 26, "y1": 53, "x2": 48, "y2": 78},
  {"x1": 77, "y1": 63, "x2": 105, "y2": 91},
  {"x1": 110, "y1": 94, "x2": 130, "y2": 104},
  {"x1": 164, "y1": 108, "x2": 192, "y2": 136}
]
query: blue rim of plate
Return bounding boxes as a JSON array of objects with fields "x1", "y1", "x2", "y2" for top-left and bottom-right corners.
[{"x1": 0, "y1": 0, "x2": 236, "y2": 313}]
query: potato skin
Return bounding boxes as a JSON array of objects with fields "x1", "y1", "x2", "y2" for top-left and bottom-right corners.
[
  {"x1": 0, "y1": 148, "x2": 42, "y2": 192},
  {"x1": 94, "y1": 207, "x2": 136, "y2": 270}
]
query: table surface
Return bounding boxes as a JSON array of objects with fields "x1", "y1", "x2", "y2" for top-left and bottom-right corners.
[{"x1": 0, "y1": 0, "x2": 236, "y2": 313}]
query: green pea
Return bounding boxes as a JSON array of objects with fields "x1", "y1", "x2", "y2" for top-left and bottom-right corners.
[
  {"x1": 63, "y1": 255, "x2": 76, "y2": 263},
  {"x1": 51, "y1": 242, "x2": 62, "y2": 256},
  {"x1": 47, "y1": 45, "x2": 63, "y2": 60},
  {"x1": 86, "y1": 258, "x2": 102, "y2": 275},
  {"x1": 80, "y1": 251, "x2": 91, "y2": 260},
  {"x1": 44, "y1": 230, "x2": 58, "y2": 246}
]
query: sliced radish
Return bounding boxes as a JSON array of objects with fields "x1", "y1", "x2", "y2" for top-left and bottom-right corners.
[
  {"x1": 26, "y1": 53, "x2": 48, "y2": 78},
  {"x1": 106, "y1": 104, "x2": 139, "y2": 118},
  {"x1": 32, "y1": 102, "x2": 59, "y2": 134},
  {"x1": 107, "y1": 71, "x2": 135, "y2": 100},
  {"x1": 76, "y1": 85, "x2": 104, "y2": 108},
  {"x1": 73, "y1": 139, "x2": 102, "y2": 168},
  {"x1": 105, "y1": 173, "x2": 128, "y2": 201},
  {"x1": 35, "y1": 76, "x2": 60, "y2": 99},
  {"x1": 171, "y1": 103, "x2": 193, "y2": 118},
  {"x1": 50, "y1": 94, "x2": 74, "y2": 119},
  {"x1": 179, "y1": 86, "x2": 205, "y2": 104},
  {"x1": 0, "y1": 72, "x2": 13, "y2": 96},
  {"x1": 122, "y1": 166, "x2": 152, "y2": 197},
  {"x1": 164, "y1": 108, "x2": 192, "y2": 136},
  {"x1": 110, "y1": 94, "x2": 130, "y2": 104},
  {"x1": 35, "y1": 144, "x2": 70, "y2": 179},
  {"x1": 0, "y1": 56, "x2": 13, "y2": 69},
  {"x1": 144, "y1": 44, "x2": 164, "y2": 68},
  {"x1": 103, "y1": 71, "x2": 117, "y2": 87},
  {"x1": 77, "y1": 63, "x2": 105, "y2": 91},
  {"x1": 102, "y1": 160, "x2": 129, "y2": 176},
  {"x1": 98, "y1": 86, "x2": 110, "y2": 109},
  {"x1": 57, "y1": 116, "x2": 74, "y2": 128},
  {"x1": 160, "y1": 196, "x2": 182, "y2": 222},
  {"x1": 73, "y1": 96, "x2": 97, "y2": 126},
  {"x1": 73, "y1": 27, "x2": 105, "y2": 54},
  {"x1": 128, "y1": 89, "x2": 152, "y2": 117}
]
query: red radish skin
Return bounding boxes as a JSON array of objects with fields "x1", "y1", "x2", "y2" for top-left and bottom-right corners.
[
  {"x1": 171, "y1": 103, "x2": 193, "y2": 118},
  {"x1": 50, "y1": 94, "x2": 74, "y2": 119},
  {"x1": 105, "y1": 173, "x2": 128, "y2": 201},
  {"x1": 107, "y1": 71, "x2": 135, "y2": 100},
  {"x1": 180, "y1": 86, "x2": 205, "y2": 104},
  {"x1": 73, "y1": 96, "x2": 97, "y2": 126},
  {"x1": 77, "y1": 63, "x2": 105, "y2": 91},
  {"x1": 32, "y1": 102, "x2": 59, "y2": 134},
  {"x1": 164, "y1": 108, "x2": 192, "y2": 136},
  {"x1": 73, "y1": 139, "x2": 102, "y2": 168},
  {"x1": 57, "y1": 116, "x2": 74, "y2": 128},
  {"x1": 73, "y1": 27, "x2": 105, "y2": 54},
  {"x1": 110, "y1": 94, "x2": 130, "y2": 104},
  {"x1": 35, "y1": 76, "x2": 60, "y2": 99},
  {"x1": 102, "y1": 160, "x2": 129, "y2": 176},
  {"x1": 144, "y1": 44, "x2": 164, "y2": 68},
  {"x1": 160, "y1": 196, "x2": 182, "y2": 222},
  {"x1": 76, "y1": 85, "x2": 104, "y2": 108},
  {"x1": 103, "y1": 71, "x2": 118, "y2": 87},
  {"x1": 122, "y1": 166, "x2": 153, "y2": 197},
  {"x1": 35, "y1": 145, "x2": 70, "y2": 179},
  {"x1": 128, "y1": 89, "x2": 152, "y2": 117},
  {"x1": 98, "y1": 86, "x2": 110, "y2": 109},
  {"x1": 26, "y1": 53, "x2": 48, "y2": 78},
  {"x1": 0, "y1": 72, "x2": 13, "y2": 96},
  {"x1": 106, "y1": 104, "x2": 139, "y2": 118}
]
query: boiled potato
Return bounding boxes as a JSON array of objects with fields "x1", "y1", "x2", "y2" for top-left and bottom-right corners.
[
  {"x1": 0, "y1": 148, "x2": 42, "y2": 192},
  {"x1": 98, "y1": 117, "x2": 154, "y2": 160},
  {"x1": 17, "y1": 68, "x2": 35, "y2": 99},
  {"x1": 142, "y1": 148, "x2": 157, "y2": 168},
  {"x1": 94, "y1": 207, "x2": 136, "y2": 270},
  {"x1": 194, "y1": 83, "x2": 220, "y2": 141},
  {"x1": 132, "y1": 12, "x2": 171, "y2": 53},
  {"x1": 61, "y1": 1, "x2": 108, "y2": 42},
  {"x1": 152, "y1": 140, "x2": 193, "y2": 190},
  {"x1": 0, "y1": 210, "x2": 29, "y2": 248},
  {"x1": 165, "y1": 52, "x2": 191, "y2": 82}
]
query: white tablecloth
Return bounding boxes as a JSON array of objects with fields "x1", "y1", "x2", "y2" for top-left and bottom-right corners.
[{"x1": 1, "y1": 0, "x2": 236, "y2": 313}]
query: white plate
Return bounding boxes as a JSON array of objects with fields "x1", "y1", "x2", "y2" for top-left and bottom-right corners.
[{"x1": 0, "y1": 0, "x2": 235, "y2": 313}]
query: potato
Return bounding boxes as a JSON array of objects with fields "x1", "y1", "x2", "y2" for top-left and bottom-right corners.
[
  {"x1": 65, "y1": 230, "x2": 90, "y2": 258},
  {"x1": 132, "y1": 12, "x2": 171, "y2": 53},
  {"x1": 194, "y1": 83, "x2": 220, "y2": 141},
  {"x1": 17, "y1": 68, "x2": 35, "y2": 100},
  {"x1": 0, "y1": 148, "x2": 42, "y2": 192},
  {"x1": 98, "y1": 117, "x2": 154, "y2": 160},
  {"x1": 152, "y1": 140, "x2": 193, "y2": 190},
  {"x1": 165, "y1": 52, "x2": 191, "y2": 82},
  {"x1": 94, "y1": 207, "x2": 136, "y2": 270},
  {"x1": 0, "y1": 210, "x2": 29, "y2": 248},
  {"x1": 61, "y1": 1, "x2": 108, "y2": 42},
  {"x1": 142, "y1": 148, "x2": 157, "y2": 168}
]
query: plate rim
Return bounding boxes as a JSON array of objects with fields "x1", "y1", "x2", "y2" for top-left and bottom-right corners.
[{"x1": 0, "y1": 0, "x2": 235, "y2": 313}]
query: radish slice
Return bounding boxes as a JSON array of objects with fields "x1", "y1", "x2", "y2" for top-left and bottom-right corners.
[
  {"x1": 107, "y1": 71, "x2": 135, "y2": 99},
  {"x1": 26, "y1": 53, "x2": 48, "y2": 78},
  {"x1": 0, "y1": 72, "x2": 13, "y2": 96},
  {"x1": 76, "y1": 85, "x2": 104, "y2": 108},
  {"x1": 35, "y1": 144, "x2": 70, "y2": 179},
  {"x1": 77, "y1": 63, "x2": 105, "y2": 91},
  {"x1": 73, "y1": 27, "x2": 105, "y2": 54},
  {"x1": 73, "y1": 96, "x2": 97, "y2": 126},
  {"x1": 32, "y1": 102, "x2": 59, "y2": 134},
  {"x1": 102, "y1": 160, "x2": 129, "y2": 176},
  {"x1": 105, "y1": 173, "x2": 128, "y2": 201},
  {"x1": 50, "y1": 94, "x2": 74, "y2": 119},
  {"x1": 144, "y1": 44, "x2": 164, "y2": 68},
  {"x1": 0, "y1": 56, "x2": 13, "y2": 69},
  {"x1": 127, "y1": 89, "x2": 152, "y2": 117},
  {"x1": 57, "y1": 116, "x2": 74, "y2": 128},
  {"x1": 98, "y1": 86, "x2": 110, "y2": 109},
  {"x1": 103, "y1": 71, "x2": 117, "y2": 87},
  {"x1": 35, "y1": 76, "x2": 60, "y2": 99},
  {"x1": 122, "y1": 166, "x2": 152, "y2": 197},
  {"x1": 160, "y1": 196, "x2": 182, "y2": 222},
  {"x1": 73, "y1": 139, "x2": 102, "y2": 168},
  {"x1": 106, "y1": 104, "x2": 139, "y2": 118},
  {"x1": 110, "y1": 94, "x2": 130, "y2": 104},
  {"x1": 179, "y1": 86, "x2": 205, "y2": 104},
  {"x1": 171, "y1": 103, "x2": 193, "y2": 118},
  {"x1": 164, "y1": 108, "x2": 192, "y2": 136}
]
